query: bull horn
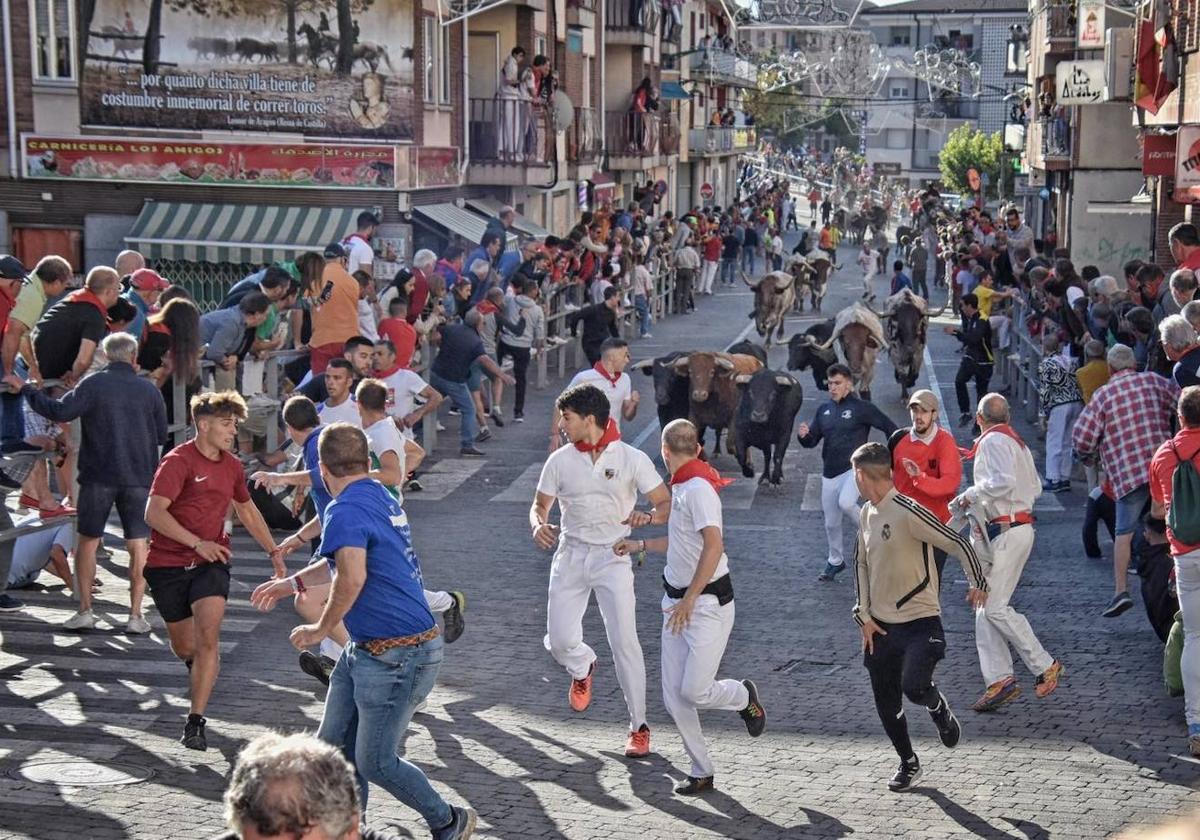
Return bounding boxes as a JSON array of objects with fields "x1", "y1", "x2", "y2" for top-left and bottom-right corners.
[
  {"x1": 814, "y1": 332, "x2": 839, "y2": 351},
  {"x1": 628, "y1": 359, "x2": 654, "y2": 371},
  {"x1": 870, "y1": 304, "x2": 891, "y2": 319},
  {"x1": 671, "y1": 356, "x2": 691, "y2": 371},
  {"x1": 740, "y1": 271, "x2": 757, "y2": 288},
  {"x1": 926, "y1": 295, "x2": 952, "y2": 317},
  {"x1": 734, "y1": 374, "x2": 752, "y2": 384},
  {"x1": 774, "y1": 374, "x2": 795, "y2": 387},
  {"x1": 715, "y1": 356, "x2": 735, "y2": 370}
]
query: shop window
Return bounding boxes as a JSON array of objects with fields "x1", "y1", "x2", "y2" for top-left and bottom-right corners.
[
  {"x1": 30, "y1": 0, "x2": 75, "y2": 82},
  {"x1": 423, "y1": 16, "x2": 436, "y2": 103}
]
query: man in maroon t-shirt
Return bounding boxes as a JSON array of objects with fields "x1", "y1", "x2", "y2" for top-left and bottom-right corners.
[{"x1": 143, "y1": 391, "x2": 282, "y2": 752}]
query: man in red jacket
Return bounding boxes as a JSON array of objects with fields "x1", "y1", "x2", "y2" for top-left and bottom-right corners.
[{"x1": 889, "y1": 389, "x2": 963, "y2": 585}]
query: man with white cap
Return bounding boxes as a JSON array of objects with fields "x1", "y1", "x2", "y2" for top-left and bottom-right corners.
[{"x1": 889, "y1": 388, "x2": 962, "y2": 585}]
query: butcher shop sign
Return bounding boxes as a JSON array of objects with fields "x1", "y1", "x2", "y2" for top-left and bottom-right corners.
[{"x1": 22, "y1": 136, "x2": 397, "y2": 190}]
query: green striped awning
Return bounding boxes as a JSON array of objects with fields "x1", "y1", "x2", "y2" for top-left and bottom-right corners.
[
  {"x1": 464, "y1": 198, "x2": 553, "y2": 239},
  {"x1": 125, "y1": 201, "x2": 369, "y2": 265}
]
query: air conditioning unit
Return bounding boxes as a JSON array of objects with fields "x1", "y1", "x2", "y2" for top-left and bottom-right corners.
[{"x1": 1104, "y1": 27, "x2": 1133, "y2": 102}]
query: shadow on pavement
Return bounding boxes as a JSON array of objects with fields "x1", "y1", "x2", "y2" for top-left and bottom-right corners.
[{"x1": 916, "y1": 788, "x2": 1048, "y2": 840}]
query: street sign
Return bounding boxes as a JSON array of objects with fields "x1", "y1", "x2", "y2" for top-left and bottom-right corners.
[
  {"x1": 874, "y1": 162, "x2": 901, "y2": 175},
  {"x1": 1055, "y1": 60, "x2": 1105, "y2": 105},
  {"x1": 1077, "y1": 0, "x2": 1106, "y2": 49},
  {"x1": 1144, "y1": 133, "x2": 1177, "y2": 176},
  {"x1": 700, "y1": 182, "x2": 715, "y2": 201}
]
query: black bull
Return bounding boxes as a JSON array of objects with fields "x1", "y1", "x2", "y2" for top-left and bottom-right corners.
[
  {"x1": 733, "y1": 369, "x2": 804, "y2": 486},
  {"x1": 885, "y1": 301, "x2": 927, "y2": 396},
  {"x1": 629, "y1": 351, "x2": 691, "y2": 429}
]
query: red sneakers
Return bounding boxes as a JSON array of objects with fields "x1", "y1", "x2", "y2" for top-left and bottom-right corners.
[
  {"x1": 569, "y1": 662, "x2": 594, "y2": 712},
  {"x1": 40, "y1": 504, "x2": 76, "y2": 520},
  {"x1": 624, "y1": 724, "x2": 651, "y2": 758}
]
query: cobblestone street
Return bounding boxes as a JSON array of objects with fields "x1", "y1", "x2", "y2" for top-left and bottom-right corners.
[{"x1": 1, "y1": 240, "x2": 1196, "y2": 840}]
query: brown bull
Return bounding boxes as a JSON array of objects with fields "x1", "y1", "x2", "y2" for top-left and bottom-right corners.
[
  {"x1": 814, "y1": 304, "x2": 884, "y2": 400},
  {"x1": 671, "y1": 351, "x2": 764, "y2": 455},
  {"x1": 741, "y1": 270, "x2": 795, "y2": 346}
]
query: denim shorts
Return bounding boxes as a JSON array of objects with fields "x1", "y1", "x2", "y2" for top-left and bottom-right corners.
[
  {"x1": 1115, "y1": 484, "x2": 1150, "y2": 537},
  {"x1": 467, "y1": 360, "x2": 483, "y2": 392}
]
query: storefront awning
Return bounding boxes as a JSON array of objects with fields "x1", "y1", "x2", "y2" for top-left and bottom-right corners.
[
  {"x1": 126, "y1": 202, "x2": 367, "y2": 265},
  {"x1": 660, "y1": 82, "x2": 692, "y2": 100},
  {"x1": 413, "y1": 203, "x2": 519, "y2": 248},
  {"x1": 465, "y1": 198, "x2": 553, "y2": 239},
  {"x1": 1086, "y1": 200, "x2": 1152, "y2": 216}
]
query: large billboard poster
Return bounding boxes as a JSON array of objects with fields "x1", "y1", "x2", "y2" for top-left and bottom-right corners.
[{"x1": 79, "y1": 1, "x2": 415, "y2": 141}]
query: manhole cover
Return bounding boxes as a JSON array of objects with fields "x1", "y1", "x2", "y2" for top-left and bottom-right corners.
[{"x1": 11, "y1": 760, "x2": 155, "y2": 787}]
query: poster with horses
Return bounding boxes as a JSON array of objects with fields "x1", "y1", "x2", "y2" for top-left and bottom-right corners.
[{"x1": 79, "y1": 0, "x2": 416, "y2": 141}]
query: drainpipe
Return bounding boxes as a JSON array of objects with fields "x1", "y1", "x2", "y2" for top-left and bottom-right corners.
[
  {"x1": 460, "y1": 16, "x2": 470, "y2": 185},
  {"x1": 3, "y1": 0, "x2": 18, "y2": 179},
  {"x1": 599, "y1": 0, "x2": 606, "y2": 161}
]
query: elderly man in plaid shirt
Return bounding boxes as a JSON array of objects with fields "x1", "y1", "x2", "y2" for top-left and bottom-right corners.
[{"x1": 1073, "y1": 344, "x2": 1179, "y2": 618}]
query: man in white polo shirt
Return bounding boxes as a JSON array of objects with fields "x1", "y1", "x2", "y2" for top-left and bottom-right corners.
[
  {"x1": 531, "y1": 383, "x2": 670, "y2": 757},
  {"x1": 550, "y1": 338, "x2": 640, "y2": 451},
  {"x1": 615, "y1": 418, "x2": 765, "y2": 796},
  {"x1": 316, "y1": 360, "x2": 361, "y2": 427}
]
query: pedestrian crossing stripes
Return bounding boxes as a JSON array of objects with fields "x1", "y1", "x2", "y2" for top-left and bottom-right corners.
[
  {"x1": 489, "y1": 463, "x2": 543, "y2": 503},
  {"x1": 406, "y1": 458, "x2": 487, "y2": 502}
]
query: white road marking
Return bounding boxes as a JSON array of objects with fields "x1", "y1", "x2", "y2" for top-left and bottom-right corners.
[
  {"x1": 407, "y1": 458, "x2": 486, "y2": 502},
  {"x1": 489, "y1": 463, "x2": 544, "y2": 503},
  {"x1": 801, "y1": 474, "x2": 823, "y2": 511}
]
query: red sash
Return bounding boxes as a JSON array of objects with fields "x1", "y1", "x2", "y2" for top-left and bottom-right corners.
[{"x1": 593, "y1": 362, "x2": 621, "y2": 386}]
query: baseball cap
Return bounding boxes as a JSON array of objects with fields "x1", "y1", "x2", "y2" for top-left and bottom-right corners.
[
  {"x1": 323, "y1": 242, "x2": 347, "y2": 259},
  {"x1": 907, "y1": 389, "x2": 939, "y2": 412},
  {"x1": 0, "y1": 255, "x2": 29, "y2": 282},
  {"x1": 130, "y1": 267, "x2": 168, "y2": 291}
]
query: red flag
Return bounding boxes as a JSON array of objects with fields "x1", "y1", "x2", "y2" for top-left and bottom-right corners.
[{"x1": 1135, "y1": 0, "x2": 1178, "y2": 115}]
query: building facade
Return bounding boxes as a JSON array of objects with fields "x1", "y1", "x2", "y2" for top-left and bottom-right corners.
[{"x1": 860, "y1": 0, "x2": 1026, "y2": 187}]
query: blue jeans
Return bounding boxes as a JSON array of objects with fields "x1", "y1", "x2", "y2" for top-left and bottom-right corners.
[
  {"x1": 1, "y1": 357, "x2": 29, "y2": 447},
  {"x1": 429, "y1": 371, "x2": 477, "y2": 448},
  {"x1": 720, "y1": 258, "x2": 737, "y2": 285},
  {"x1": 317, "y1": 636, "x2": 451, "y2": 828},
  {"x1": 740, "y1": 248, "x2": 755, "y2": 274},
  {"x1": 633, "y1": 294, "x2": 651, "y2": 336}
]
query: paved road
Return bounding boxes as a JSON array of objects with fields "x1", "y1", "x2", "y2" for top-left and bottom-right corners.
[{"x1": 0, "y1": 229, "x2": 1194, "y2": 840}]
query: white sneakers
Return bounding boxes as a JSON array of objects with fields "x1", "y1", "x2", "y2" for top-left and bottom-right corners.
[
  {"x1": 63, "y1": 609, "x2": 97, "y2": 630},
  {"x1": 126, "y1": 615, "x2": 152, "y2": 634}
]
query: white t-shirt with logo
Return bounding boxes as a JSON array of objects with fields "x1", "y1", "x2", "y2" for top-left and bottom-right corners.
[
  {"x1": 665, "y1": 477, "x2": 729, "y2": 590},
  {"x1": 379, "y1": 367, "x2": 430, "y2": 440},
  {"x1": 318, "y1": 397, "x2": 361, "y2": 428},
  {"x1": 566, "y1": 368, "x2": 633, "y2": 430},
  {"x1": 364, "y1": 415, "x2": 406, "y2": 502},
  {"x1": 536, "y1": 440, "x2": 663, "y2": 546}
]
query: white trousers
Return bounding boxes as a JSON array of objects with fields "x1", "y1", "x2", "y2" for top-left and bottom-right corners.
[
  {"x1": 425, "y1": 589, "x2": 453, "y2": 613},
  {"x1": 660, "y1": 594, "x2": 748, "y2": 777},
  {"x1": 1045, "y1": 402, "x2": 1082, "y2": 482},
  {"x1": 544, "y1": 540, "x2": 647, "y2": 729},
  {"x1": 973, "y1": 526, "x2": 1054, "y2": 685},
  {"x1": 990, "y1": 315, "x2": 1011, "y2": 354},
  {"x1": 861, "y1": 267, "x2": 877, "y2": 295},
  {"x1": 1175, "y1": 549, "x2": 1200, "y2": 725},
  {"x1": 699, "y1": 260, "x2": 718, "y2": 294},
  {"x1": 822, "y1": 470, "x2": 862, "y2": 567}
]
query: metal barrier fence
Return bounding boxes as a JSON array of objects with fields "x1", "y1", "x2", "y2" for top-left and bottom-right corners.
[{"x1": 996, "y1": 297, "x2": 1045, "y2": 423}]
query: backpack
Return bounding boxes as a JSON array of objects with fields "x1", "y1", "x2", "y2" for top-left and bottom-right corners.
[{"x1": 1167, "y1": 441, "x2": 1200, "y2": 545}]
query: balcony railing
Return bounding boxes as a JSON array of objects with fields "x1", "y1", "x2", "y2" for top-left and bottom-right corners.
[
  {"x1": 687, "y1": 125, "x2": 756, "y2": 155},
  {"x1": 605, "y1": 0, "x2": 659, "y2": 33},
  {"x1": 606, "y1": 111, "x2": 661, "y2": 157},
  {"x1": 688, "y1": 49, "x2": 758, "y2": 86},
  {"x1": 567, "y1": 0, "x2": 596, "y2": 10},
  {"x1": 569, "y1": 106, "x2": 601, "y2": 165},
  {"x1": 1043, "y1": 3, "x2": 1075, "y2": 43},
  {"x1": 468, "y1": 98, "x2": 550, "y2": 166}
]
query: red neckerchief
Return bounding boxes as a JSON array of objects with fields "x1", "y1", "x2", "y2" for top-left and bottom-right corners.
[
  {"x1": 375, "y1": 362, "x2": 405, "y2": 379},
  {"x1": 959, "y1": 423, "x2": 1028, "y2": 460},
  {"x1": 476, "y1": 300, "x2": 498, "y2": 316},
  {"x1": 68, "y1": 288, "x2": 111, "y2": 321},
  {"x1": 574, "y1": 418, "x2": 620, "y2": 453},
  {"x1": 670, "y1": 457, "x2": 734, "y2": 493},
  {"x1": 147, "y1": 321, "x2": 171, "y2": 336},
  {"x1": 346, "y1": 233, "x2": 371, "y2": 246},
  {"x1": 593, "y1": 362, "x2": 621, "y2": 386}
]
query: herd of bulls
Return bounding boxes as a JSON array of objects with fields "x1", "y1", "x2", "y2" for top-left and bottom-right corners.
[{"x1": 630, "y1": 287, "x2": 948, "y2": 486}]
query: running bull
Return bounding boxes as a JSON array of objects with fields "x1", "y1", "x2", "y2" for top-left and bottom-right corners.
[
  {"x1": 871, "y1": 289, "x2": 947, "y2": 400},
  {"x1": 671, "y1": 351, "x2": 764, "y2": 455},
  {"x1": 733, "y1": 368, "x2": 804, "y2": 487},
  {"x1": 741, "y1": 270, "x2": 796, "y2": 347},
  {"x1": 786, "y1": 318, "x2": 837, "y2": 392},
  {"x1": 629, "y1": 351, "x2": 691, "y2": 429},
  {"x1": 811, "y1": 303, "x2": 885, "y2": 401}
]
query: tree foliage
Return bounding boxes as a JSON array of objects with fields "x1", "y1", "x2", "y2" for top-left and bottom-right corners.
[{"x1": 938, "y1": 124, "x2": 1004, "y2": 199}]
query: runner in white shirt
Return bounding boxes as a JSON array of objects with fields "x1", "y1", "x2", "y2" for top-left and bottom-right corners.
[
  {"x1": 615, "y1": 419, "x2": 766, "y2": 795},
  {"x1": 531, "y1": 383, "x2": 671, "y2": 757},
  {"x1": 550, "y1": 338, "x2": 640, "y2": 451},
  {"x1": 315, "y1": 360, "x2": 362, "y2": 427},
  {"x1": 374, "y1": 340, "x2": 443, "y2": 441}
]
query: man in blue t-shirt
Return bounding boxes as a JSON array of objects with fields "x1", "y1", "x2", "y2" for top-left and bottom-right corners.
[
  {"x1": 251, "y1": 424, "x2": 477, "y2": 840},
  {"x1": 250, "y1": 397, "x2": 465, "y2": 686},
  {"x1": 430, "y1": 315, "x2": 514, "y2": 456}
]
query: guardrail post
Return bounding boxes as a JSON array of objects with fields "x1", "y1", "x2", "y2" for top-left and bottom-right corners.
[
  {"x1": 536, "y1": 344, "x2": 548, "y2": 389},
  {"x1": 265, "y1": 358, "x2": 280, "y2": 452},
  {"x1": 172, "y1": 369, "x2": 188, "y2": 447},
  {"x1": 419, "y1": 337, "x2": 437, "y2": 453}
]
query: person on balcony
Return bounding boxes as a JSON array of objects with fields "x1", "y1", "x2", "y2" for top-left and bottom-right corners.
[
  {"x1": 497, "y1": 46, "x2": 527, "y2": 160},
  {"x1": 629, "y1": 79, "x2": 659, "y2": 156}
]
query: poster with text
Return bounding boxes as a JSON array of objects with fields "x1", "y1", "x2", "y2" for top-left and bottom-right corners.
[
  {"x1": 79, "y1": 0, "x2": 415, "y2": 140},
  {"x1": 1076, "y1": 0, "x2": 1106, "y2": 50}
]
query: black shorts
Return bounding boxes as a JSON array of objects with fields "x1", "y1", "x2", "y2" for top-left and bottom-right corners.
[
  {"x1": 144, "y1": 563, "x2": 231, "y2": 623},
  {"x1": 77, "y1": 483, "x2": 150, "y2": 540}
]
